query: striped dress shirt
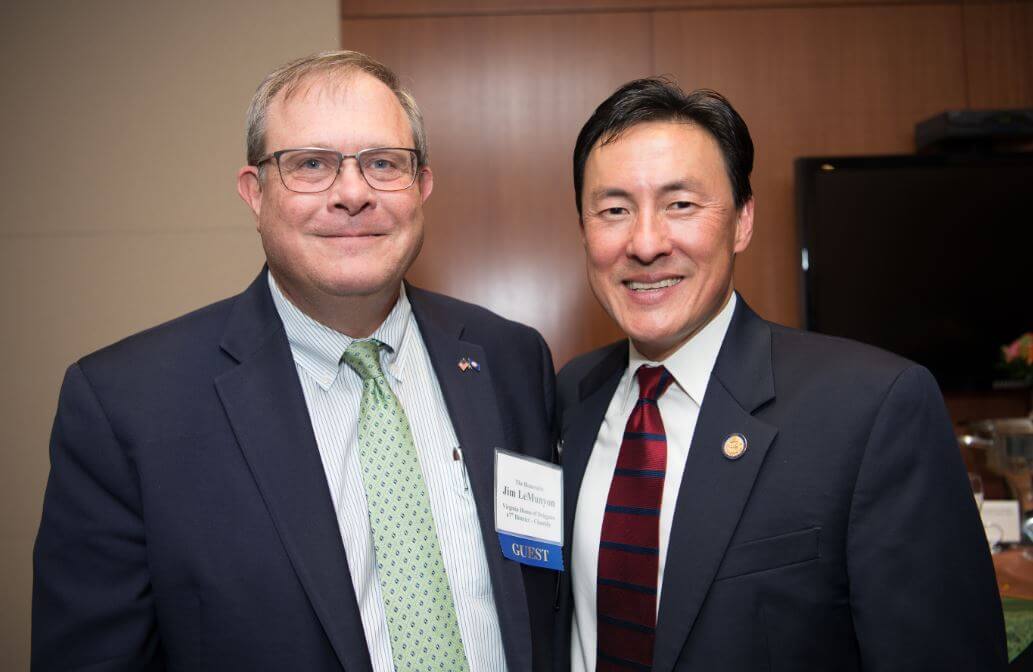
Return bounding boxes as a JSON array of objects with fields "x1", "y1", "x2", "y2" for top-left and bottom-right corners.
[
  {"x1": 570, "y1": 293, "x2": 737, "y2": 672},
  {"x1": 268, "y1": 275, "x2": 508, "y2": 672}
]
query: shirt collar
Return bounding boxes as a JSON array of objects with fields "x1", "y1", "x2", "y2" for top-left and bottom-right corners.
[
  {"x1": 622, "y1": 292, "x2": 738, "y2": 408},
  {"x1": 267, "y1": 272, "x2": 412, "y2": 391}
]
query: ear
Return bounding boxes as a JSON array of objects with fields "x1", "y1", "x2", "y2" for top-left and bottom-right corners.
[
  {"x1": 237, "y1": 166, "x2": 264, "y2": 223},
  {"x1": 733, "y1": 197, "x2": 755, "y2": 254},
  {"x1": 417, "y1": 166, "x2": 434, "y2": 203}
]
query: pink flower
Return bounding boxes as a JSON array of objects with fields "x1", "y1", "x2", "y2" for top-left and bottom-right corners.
[
  {"x1": 999, "y1": 333, "x2": 1033, "y2": 383},
  {"x1": 1002, "y1": 333, "x2": 1033, "y2": 366}
]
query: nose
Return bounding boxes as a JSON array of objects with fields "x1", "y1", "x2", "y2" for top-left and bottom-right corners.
[
  {"x1": 327, "y1": 158, "x2": 374, "y2": 215},
  {"x1": 626, "y1": 209, "x2": 673, "y2": 263}
]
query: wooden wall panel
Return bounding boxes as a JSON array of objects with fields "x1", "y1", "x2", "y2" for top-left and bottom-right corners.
[
  {"x1": 340, "y1": 0, "x2": 1030, "y2": 372},
  {"x1": 341, "y1": 0, "x2": 948, "y2": 19},
  {"x1": 341, "y1": 13, "x2": 654, "y2": 365},
  {"x1": 653, "y1": 4, "x2": 969, "y2": 328},
  {"x1": 963, "y1": 0, "x2": 1033, "y2": 107}
]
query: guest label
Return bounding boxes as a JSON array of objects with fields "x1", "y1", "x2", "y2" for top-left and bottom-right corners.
[{"x1": 494, "y1": 449, "x2": 564, "y2": 571}]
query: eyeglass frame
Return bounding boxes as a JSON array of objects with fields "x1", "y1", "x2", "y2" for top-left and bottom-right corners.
[{"x1": 254, "y1": 146, "x2": 422, "y2": 193}]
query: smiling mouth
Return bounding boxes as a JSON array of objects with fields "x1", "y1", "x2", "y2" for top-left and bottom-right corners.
[
  {"x1": 316, "y1": 232, "x2": 385, "y2": 239},
  {"x1": 625, "y1": 278, "x2": 683, "y2": 291}
]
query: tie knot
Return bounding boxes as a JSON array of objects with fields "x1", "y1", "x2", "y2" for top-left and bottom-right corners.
[
  {"x1": 342, "y1": 339, "x2": 386, "y2": 382},
  {"x1": 636, "y1": 365, "x2": 673, "y2": 402}
]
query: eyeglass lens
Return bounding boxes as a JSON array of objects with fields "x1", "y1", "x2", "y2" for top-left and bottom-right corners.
[{"x1": 276, "y1": 148, "x2": 416, "y2": 192}]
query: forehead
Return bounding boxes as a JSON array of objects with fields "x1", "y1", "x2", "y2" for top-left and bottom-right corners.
[
  {"x1": 584, "y1": 121, "x2": 731, "y2": 198},
  {"x1": 264, "y1": 71, "x2": 411, "y2": 148}
]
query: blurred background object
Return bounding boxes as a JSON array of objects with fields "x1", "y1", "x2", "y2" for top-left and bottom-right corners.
[{"x1": 795, "y1": 152, "x2": 1032, "y2": 393}]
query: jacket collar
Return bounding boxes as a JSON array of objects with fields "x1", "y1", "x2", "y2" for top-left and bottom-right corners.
[
  {"x1": 565, "y1": 294, "x2": 778, "y2": 672},
  {"x1": 215, "y1": 268, "x2": 375, "y2": 672},
  {"x1": 224, "y1": 273, "x2": 537, "y2": 672},
  {"x1": 404, "y1": 280, "x2": 535, "y2": 672},
  {"x1": 576, "y1": 293, "x2": 773, "y2": 412}
]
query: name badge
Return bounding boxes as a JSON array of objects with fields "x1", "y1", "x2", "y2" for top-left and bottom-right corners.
[{"x1": 494, "y1": 448, "x2": 564, "y2": 571}]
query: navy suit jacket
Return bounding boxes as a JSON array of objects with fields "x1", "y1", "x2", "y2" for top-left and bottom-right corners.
[
  {"x1": 554, "y1": 297, "x2": 1006, "y2": 671},
  {"x1": 33, "y1": 270, "x2": 557, "y2": 671}
]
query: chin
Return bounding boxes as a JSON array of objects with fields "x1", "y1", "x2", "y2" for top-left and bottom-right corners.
[
  {"x1": 622, "y1": 318, "x2": 686, "y2": 355},
  {"x1": 317, "y1": 274, "x2": 399, "y2": 298},
  {"x1": 632, "y1": 332, "x2": 679, "y2": 353}
]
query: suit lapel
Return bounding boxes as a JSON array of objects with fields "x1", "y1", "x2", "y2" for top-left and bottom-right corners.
[
  {"x1": 407, "y1": 285, "x2": 532, "y2": 672},
  {"x1": 561, "y1": 344, "x2": 628, "y2": 577},
  {"x1": 214, "y1": 272, "x2": 373, "y2": 672},
  {"x1": 652, "y1": 299, "x2": 778, "y2": 672},
  {"x1": 552, "y1": 343, "x2": 627, "y2": 672}
]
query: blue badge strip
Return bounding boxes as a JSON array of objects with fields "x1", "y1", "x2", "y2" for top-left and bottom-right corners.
[{"x1": 499, "y1": 532, "x2": 564, "y2": 571}]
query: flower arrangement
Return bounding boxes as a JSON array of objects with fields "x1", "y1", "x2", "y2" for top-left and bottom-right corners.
[{"x1": 1000, "y1": 332, "x2": 1033, "y2": 383}]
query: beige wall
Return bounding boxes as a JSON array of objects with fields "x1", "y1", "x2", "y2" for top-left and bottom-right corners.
[{"x1": 0, "y1": 1, "x2": 339, "y2": 666}]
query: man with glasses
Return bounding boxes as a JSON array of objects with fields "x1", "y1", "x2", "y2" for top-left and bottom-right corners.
[{"x1": 33, "y1": 51, "x2": 556, "y2": 671}]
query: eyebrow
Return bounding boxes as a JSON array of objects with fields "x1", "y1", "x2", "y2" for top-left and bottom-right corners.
[
  {"x1": 658, "y1": 179, "x2": 705, "y2": 194},
  {"x1": 290, "y1": 141, "x2": 398, "y2": 152},
  {"x1": 589, "y1": 180, "x2": 705, "y2": 202},
  {"x1": 590, "y1": 187, "x2": 632, "y2": 201}
]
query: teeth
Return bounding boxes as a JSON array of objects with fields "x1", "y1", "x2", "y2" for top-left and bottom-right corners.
[{"x1": 627, "y1": 278, "x2": 682, "y2": 291}]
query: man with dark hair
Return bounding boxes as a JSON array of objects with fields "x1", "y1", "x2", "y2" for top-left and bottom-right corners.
[
  {"x1": 33, "y1": 51, "x2": 556, "y2": 671},
  {"x1": 555, "y1": 77, "x2": 1005, "y2": 671}
]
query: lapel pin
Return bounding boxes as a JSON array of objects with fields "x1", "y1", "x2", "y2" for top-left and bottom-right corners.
[
  {"x1": 458, "y1": 357, "x2": 480, "y2": 373},
  {"x1": 722, "y1": 433, "x2": 747, "y2": 460}
]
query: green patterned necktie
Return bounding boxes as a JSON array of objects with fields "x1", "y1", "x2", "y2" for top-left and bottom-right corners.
[{"x1": 342, "y1": 339, "x2": 470, "y2": 672}]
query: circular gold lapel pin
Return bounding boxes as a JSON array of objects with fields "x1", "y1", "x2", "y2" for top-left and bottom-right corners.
[{"x1": 722, "y1": 433, "x2": 747, "y2": 460}]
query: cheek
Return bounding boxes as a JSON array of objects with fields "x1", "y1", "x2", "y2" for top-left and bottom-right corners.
[
  {"x1": 401, "y1": 203, "x2": 424, "y2": 231},
  {"x1": 671, "y1": 224, "x2": 734, "y2": 266},
  {"x1": 259, "y1": 194, "x2": 316, "y2": 232},
  {"x1": 384, "y1": 195, "x2": 424, "y2": 230},
  {"x1": 583, "y1": 228, "x2": 625, "y2": 271}
]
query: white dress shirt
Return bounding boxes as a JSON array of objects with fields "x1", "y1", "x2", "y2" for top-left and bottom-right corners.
[
  {"x1": 268, "y1": 275, "x2": 508, "y2": 672},
  {"x1": 570, "y1": 293, "x2": 737, "y2": 672}
]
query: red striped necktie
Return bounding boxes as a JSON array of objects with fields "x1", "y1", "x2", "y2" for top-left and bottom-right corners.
[{"x1": 597, "y1": 364, "x2": 674, "y2": 671}]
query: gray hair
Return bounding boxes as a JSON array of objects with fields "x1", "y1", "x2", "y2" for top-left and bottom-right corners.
[{"x1": 245, "y1": 50, "x2": 428, "y2": 168}]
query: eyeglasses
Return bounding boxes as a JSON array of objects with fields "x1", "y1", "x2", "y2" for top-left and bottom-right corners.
[{"x1": 255, "y1": 147, "x2": 420, "y2": 193}]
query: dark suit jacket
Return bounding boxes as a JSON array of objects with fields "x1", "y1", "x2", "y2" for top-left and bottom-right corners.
[
  {"x1": 554, "y1": 297, "x2": 1006, "y2": 671},
  {"x1": 33, "y1": 270, "x2": 557, "y2": 671}
]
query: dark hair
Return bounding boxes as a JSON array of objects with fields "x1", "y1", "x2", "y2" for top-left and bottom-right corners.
[{"x1": 573, "y1": 77, "x2": 754, "y2": 216}]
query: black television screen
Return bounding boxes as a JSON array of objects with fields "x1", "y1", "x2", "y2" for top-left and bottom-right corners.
[{"x1": 795, "y1": 152, "x2": 1033, "y2": 391}]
